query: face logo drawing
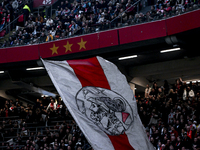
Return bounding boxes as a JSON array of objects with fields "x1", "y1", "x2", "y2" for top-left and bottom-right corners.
[{"x1": 76, "y1": 86, "x2": 133, "y2": 135}]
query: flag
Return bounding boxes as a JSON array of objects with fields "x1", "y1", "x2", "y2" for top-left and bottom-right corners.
[{"x1": 42, "y1": 56, "x2": 155, "y2": 150}]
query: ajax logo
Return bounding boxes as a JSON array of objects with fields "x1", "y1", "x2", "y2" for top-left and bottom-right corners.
[{"x1": 76, "y1": 86, "x2": 133, "y2": 135}]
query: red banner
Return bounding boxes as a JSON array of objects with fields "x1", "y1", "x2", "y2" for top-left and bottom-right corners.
[
  {"x1": 0, "y1": 48, "x2": 7, "y2": 64},
  {"x1": 39, "y1": 33, "x2": 100, "y2": 59},
  {"x1": 6, "y1": 45, "x2": 40, "y2": 63},
  {"x1": 166, "y1": 9, "x2": 200, "y2": 35},
  {"x1": 119, "y1": 20, "x2": 167, "y2": 45},
  {"x1": 99, "y1": 30, "x2": 118, "y2": 48}
]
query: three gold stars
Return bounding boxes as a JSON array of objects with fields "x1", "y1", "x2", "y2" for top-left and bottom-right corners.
[
  {"x1": 50, "y1": 43, "x2": 59, "y2": 55},
  {"x1": 77, "y1": 38, "x2": 87, "y2": 50},
  {"x1": 49, "y1": 38, "x2": 87, "y2": 55},
  {"x1": 63, "y1": 41, "x2": 73, "y2": 53}
]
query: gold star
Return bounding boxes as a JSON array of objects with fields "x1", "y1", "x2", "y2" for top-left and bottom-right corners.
[
  {"x1": 77, "y1": 38, "x2": 87, "y2": 50},
  {"x1": 63, "y1": 41, "x2": 73, "y2": 53},
  {"x1": 50, "y1": 43, "x2": 59, "y2": 55}
]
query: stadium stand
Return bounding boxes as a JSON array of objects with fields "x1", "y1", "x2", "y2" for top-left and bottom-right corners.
[
  {"x1": 1, "y1": 78, "x2": 200, "y2": 149},
  {"x1": 0, "y1": 0, "x2": 199, "y2": 47},
  {"x1": 0, "y1": 96, "x2": 91, "y2": 150},
  {"x1": 0, "y1": 0, "x2": 200, "y2": 150},
  {"x1": 139, "y1": 78, "x2": 200, "y2": 150}
]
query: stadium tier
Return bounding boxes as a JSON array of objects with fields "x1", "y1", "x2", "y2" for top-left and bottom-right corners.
[{"x1": 0, "y1": 8, "x2": 200, "y2": 64}]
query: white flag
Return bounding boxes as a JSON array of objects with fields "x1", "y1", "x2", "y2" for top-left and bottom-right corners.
[{"x1": 42, "y1": 56, "x2": 155, "y2": 150}]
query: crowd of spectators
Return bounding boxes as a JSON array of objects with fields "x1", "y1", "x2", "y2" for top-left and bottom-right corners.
[
  {"x1": 1, "y1": 2, "x2": 200, "y2": 150},
  {"x1": 1, "y1": 75, "x2": 200, "y2": 150},
  {"x1": 138, "y1": 78, "x2": 200, "y2": 150},
  {"x1": 0, "y1": 0, "x2": 28, "y2": 34},
  {"x1": 2, "y1": 76, "x2": 200, "y2": 150},
  {"x1": 0, "y1": 96, "x2": 91, "y2": 150},
  {"x1": 1, "y1": 0, "x2": 200, "y2": 47}
]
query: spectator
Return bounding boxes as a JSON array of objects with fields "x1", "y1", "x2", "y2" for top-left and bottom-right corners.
[
  {"x1": 46, "y1": 99, "x2": 57, "y2": 112},
  {"x1": 168, "y1": 108, "x2": 175, "y2": 124},
  {"x1": 125, "y1": 2, "x2": 135, "y2": 18},
  {"x1": 148, "y1": 110, "x2": 158, "y2": 126},
  {"x1": 39, "y1": 32, "x2": 46, "y2": 43},
  {"x1": 8, "y1": 36, "x2": 14, "y2": 46},
  {"x1": 145, "y1": 84, "x2": 152, "y2": 98},
  {"x1": 182, "y1": 131, "x2": 192, "y2": 148},
  {"x1": 28, "y1": 13, "x2": 35, "y2": 22},
  {"x1": 50, "y1": 27, "x2": 56, "y2": 37},
  {"x1": 23, "y1": 3, "x2": 31, "y2": 22},
  {"x1": 188, "y1": 86, "x2": 195, "y2": 99},
  {"x1": 0, "y1": 12, "x2": 6, "y2": 31},
  {"x1": 46, "y1": 16, "x2": 53, "y2": 30},
  {"x1": 145, "y1": 11, "x2": 154, "y2": 22},
  {"x1": 1, "y1": 39, "x2": 8, "y2": 47},
  {"x1": 36, "y1": 14, "x2": 44, "y2": 24},
  {"x1": 45, "y1": 31, "x2": 53, "y2": 42},
  {"x1": 5, "y1": 1, "x2": 13, "y2": 22},
  {"x1": 19, "y1": 39, "x2": 24, "y2": 45},
  {"x1": 32, "y1": 34, "x2": 39, "y2": 44},
  {"x1": 170, "y1": 126, "x2": 179, "y2": 139},
  {"x1": 164, "y1": 3, "x2": 172, "y2": 15}
]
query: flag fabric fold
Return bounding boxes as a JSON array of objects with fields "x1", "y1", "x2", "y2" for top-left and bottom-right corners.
[{"x1": 42, "y1": 56, "x2": 155, "y2": 150}]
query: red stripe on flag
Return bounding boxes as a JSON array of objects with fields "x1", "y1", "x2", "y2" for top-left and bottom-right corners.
[
  {"x1": 67, "y1": 57, "x2": 135, "y2": 150},
  {"x1": 108, "y1": 133, "x2": 135, "y2": 150},
  {"x1": 67, "y1": 57, "x2": 110, "y2": 88}
]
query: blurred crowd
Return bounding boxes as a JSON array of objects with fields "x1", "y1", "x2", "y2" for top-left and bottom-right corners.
[
  {"x1": 138, "y1": 78, "x2": 200, "y2": 150},
  {"x1": 0, "y1": 0, "x2": 28, "y2": 34},
  {"x1": 0, "y1": 97, "x2": 91, "y2": 150},
  {"x1": 0, "y1": 0, "x2": 200, "y2": 47}
]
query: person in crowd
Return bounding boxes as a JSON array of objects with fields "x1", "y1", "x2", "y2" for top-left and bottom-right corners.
[
  {"x1": 145, "y1": 84, "x2": 152, "y2": 98},
  {"x1": 46, "y1": 99, "x2": 57, "y2": 112},
  {"x1": 46, "y1": 31, "x2": 54, "y2": 42},
  {"x1": 36, "y1": 14, "x2": 44, "y2": 24},
  {"x1": 46, "y1": 16, "x2": 53, "y2": 30},
  {"x1": 0, "y1": 12, "x2": 6, "y2": 31},
  {"x1": 1, "y1": 39, "x2": 8, "y2": 47},
  {"x1": 39, "y1": 32, "x2": 46, "y2": 43},
  {"x1": 22, "y1": 2, "x2": 30, "y2": 22}
]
